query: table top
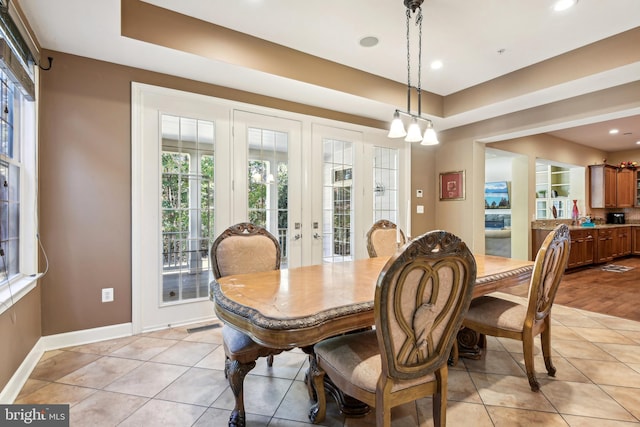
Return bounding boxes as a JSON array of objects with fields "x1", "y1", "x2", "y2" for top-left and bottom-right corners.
[{"x1": 211, "y1": 254, "x2": 533, "y2": 348}]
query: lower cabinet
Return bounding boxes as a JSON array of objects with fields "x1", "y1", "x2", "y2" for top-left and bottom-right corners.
[
  {"x1": 596, "y1": 229, "x2": 615, "y2": 264},
  {"x1": 567, "y1": 229, "x2": 596, "y2": 269},
  {"x1": 615, "y1": 227, "x2": 631, "y2": 257},
  {"x1": 531, "y1": 226, "x2": 634, "y2": 270},
  {"x1": 633, "y1": 227, "x2": 640, "y2": 255}
]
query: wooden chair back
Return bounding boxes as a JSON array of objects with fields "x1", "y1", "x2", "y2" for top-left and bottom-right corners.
[
  {"x1": 210, "y1": 222, "x2": 280, "y2": 279},
  {"x1": 366, "y1": 219, "x2": 405, "y2": 257},
  {"x1": 375, "y1": 230, "x2": 477, "y2": 381},
  {"x1": 525, "y1": 223, "x2": 571, "y2": 329}
]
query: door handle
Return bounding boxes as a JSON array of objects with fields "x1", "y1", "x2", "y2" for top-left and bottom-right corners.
[
  {"x1": 313, "y1": 233, "x2": 321, "y2": 240},
  {"x1": 293, "y1": 234, "x2": 302, "y2": 240}
]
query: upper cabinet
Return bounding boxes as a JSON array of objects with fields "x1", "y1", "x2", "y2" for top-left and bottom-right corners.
[
  {"x1": 636, "y1": 170, "x2": 640, "y2": 207},
  {"x1": 617, "y1": 168, "x2": 635, "y2": 207},
  {"x1": 589, "y1": 164, "x2": 635, "y2": 208}
]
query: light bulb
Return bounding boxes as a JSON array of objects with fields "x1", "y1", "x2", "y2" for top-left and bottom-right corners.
[
  {"x1": 420, "y1": 122, "x2": 439, "y2": 145},
  {"x1": 405, "y1": 119, "x2": 422, "y2": 142},
  {"x1": 388, "y1": 111, "x2": 406, "y2": 138}
]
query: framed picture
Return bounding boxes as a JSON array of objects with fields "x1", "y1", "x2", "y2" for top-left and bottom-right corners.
[{"x1": 439, "y1": 170, "x2": 465, "y2": 201}]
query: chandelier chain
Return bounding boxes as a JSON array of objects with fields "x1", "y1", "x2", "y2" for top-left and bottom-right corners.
[
  {"x1": 417, "y1": 6, "x2": 422, "y2": 115},
  {"x1": 405, "y1": 8, "x2": 411, "y2": 112}
]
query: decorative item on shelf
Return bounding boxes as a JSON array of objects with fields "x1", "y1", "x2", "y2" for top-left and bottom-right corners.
[
  {"x1": 387, "y1": 0, "x2": 439, "y2": 146},
  {"x1": 572, "y1": 199, "x2": 579, "y2": 224},
  {"x1": 617, "y1": 161, "x2": 638, "y2": 170},
  {"x1": 551, "y1": 205, "x2": 558, "y2": 219}
]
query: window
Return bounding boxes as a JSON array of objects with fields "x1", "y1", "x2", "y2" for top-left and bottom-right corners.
[{"x1": 0, "y1": 62, "x2": 37, "y2": 312}]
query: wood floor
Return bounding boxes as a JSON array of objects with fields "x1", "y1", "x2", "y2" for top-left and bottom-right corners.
[{"x1": 500, "y1": 256, "x2": 640, "y2": 322}]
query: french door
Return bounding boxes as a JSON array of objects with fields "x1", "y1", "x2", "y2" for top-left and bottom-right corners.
[{"x1": 132, "y1": 83, "x2": 408, "y2": 332}]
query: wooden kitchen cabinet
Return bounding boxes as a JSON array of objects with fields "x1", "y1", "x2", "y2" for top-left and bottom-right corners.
[
  {"x1": 614, "y1": 226, "x2": 631, "y2": 257},
  {"x1": 632, "y1": 227, "x2": 640, "y2": 255},
  {"x1": 616, "y1": 168, "x2": 635, "y2": 207},
  {"x1": 589, "y1": 164, "x2": 618, "y2": 208},
  {"x1": 532, "y1": 228, "x2": 596, "y2": 269},
  {"x1": 596, "y1": 228, "x2": 615, "y2": 263},
  {"x1": 567, "y1": 228, "x2": 596, "y2": 269}
]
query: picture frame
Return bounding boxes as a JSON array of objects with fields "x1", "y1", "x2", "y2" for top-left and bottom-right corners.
[{"x1": 439, "y1": 170, "x2": 465, "y2": 201}]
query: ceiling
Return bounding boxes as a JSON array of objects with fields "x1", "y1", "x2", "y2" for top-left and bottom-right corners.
[{"x1": 17, "y1": 0, "x2": 640, "y2": 151}]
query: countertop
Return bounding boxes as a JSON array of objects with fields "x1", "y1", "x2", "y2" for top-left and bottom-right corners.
[{"x1": 531, "y1": 221, "x2": 639, "y2": 231}]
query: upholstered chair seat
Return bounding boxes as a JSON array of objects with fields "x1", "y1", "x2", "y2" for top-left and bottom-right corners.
[{"x1": 309, "y1": 230, "x2": 477, "y2": 427}]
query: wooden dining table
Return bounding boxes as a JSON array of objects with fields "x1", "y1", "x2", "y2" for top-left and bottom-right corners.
[{"x1": 211, "y1": 254, "x2": 533, "y2": 427}]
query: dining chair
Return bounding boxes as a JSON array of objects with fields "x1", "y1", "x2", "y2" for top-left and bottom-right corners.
[
  {"x1": 210, "y1": 222, "x2": 283, "y2": 426},
  {"x1": 309, "y1": 230, "x2": 477, "y2": 427},
  {"x1": 461, "y1": 223, "x2": 570, "y2": 392},
  {"x1": 366, "y1": 219, "x2": 406, "y2": 257}
]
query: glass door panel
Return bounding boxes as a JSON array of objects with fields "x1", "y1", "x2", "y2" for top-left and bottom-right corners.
[
  {"x1": 161, "y1": 115, "x2": 214, "y2": 303},
  {"x1": 247, "y1": 127, "x2": 289, "y2": 267},
  {"x1": 322, "y1": 138, "x2": 354, "y2": 263},
  {"x1": 373, "y1": 146, "x2": 399, "y2": 224}
]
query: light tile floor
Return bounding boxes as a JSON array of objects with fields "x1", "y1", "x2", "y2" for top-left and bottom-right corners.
[{"x1": 15, "y1": 292, "x2": 640, "y2": 426}]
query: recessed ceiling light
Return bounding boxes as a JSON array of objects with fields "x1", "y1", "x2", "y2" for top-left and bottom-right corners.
[
  {"x1": 553, "y1": 0, "x2": 578, "y2": 12},
  {"x1": 609, "y1": 129, "x2": 619, "y2": 134},
  {"x1": 636, "y1": 141, "x2": 640, "y2": 145},
  {"x1": 359, "y1": 36, "x2": 379, "y2": 48},
  {"x1": 430, "y1": 60, "x2": 443, "y2": 70}
]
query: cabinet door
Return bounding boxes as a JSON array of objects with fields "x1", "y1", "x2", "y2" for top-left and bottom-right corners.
[
  {"x1": 584, "y1": 231, "x2": 595, "y2": 264},
  {"x1": 567, "y1": 231, "x2": 583, "y2": 269},
  {"x1": 589, "y1": 165, "x2": 617, "y2": 208},
  {"x1": 616, "y1": 227, "x2": 631, "y2": 257},
  {"x1": 636, "y1": 170, "x2": 640, "y2": 207},
  {"x1": 605, "y1": 166, "x2": 617, "y2": 207},
  {"x1": 616, "y1": 169, "x2": 634, "y2": 207},
  {"x1": 633, "y1": 227, "x2": 640, "y2": 255},
  {"x1": 596, "y1": 229, "x2": 614, "y2": 263}
]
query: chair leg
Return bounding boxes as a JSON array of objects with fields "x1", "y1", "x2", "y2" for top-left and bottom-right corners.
[
  {"x1": 448, "y1": 340, "x2": 459, "y2": 366},
  {"x1": 308, "y1": 358, "x2": 327, "y2": 424},
  {"x1": 226, "y1": 358, "x2": 256, "y2": 427},
  {"x1": 541, "y1": 324, "x2": 556, "y2": 377},
  {"x1": 433, "y1": 367, "x2": 447, "y2": 427},
  {"x1": 522, "y1": 333, "x2": 540, "y2": 392},
  {"x1": 267, "y1": 354, "x2": 274, "y2": 367},
  {"x1": 375, "y1": 393, "x2": 392, "y2": 427}
]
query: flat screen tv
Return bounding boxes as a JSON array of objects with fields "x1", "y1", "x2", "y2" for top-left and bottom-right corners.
[{"x1": 485, "y1": 181, "x2": 510, "y2": 209}]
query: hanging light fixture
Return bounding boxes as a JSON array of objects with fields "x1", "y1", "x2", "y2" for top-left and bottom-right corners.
[{"x1": 387, "y1": 0, "x2": 439, "y2": 145}]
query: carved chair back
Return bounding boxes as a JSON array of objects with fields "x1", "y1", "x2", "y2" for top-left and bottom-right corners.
[{"x1": 366, "y1": 219, "x2": 405, "y2": 258}]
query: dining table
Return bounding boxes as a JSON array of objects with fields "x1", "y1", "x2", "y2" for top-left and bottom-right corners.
[{"x1": 211, "y1": 254, "x2": 533, "y2": 427}]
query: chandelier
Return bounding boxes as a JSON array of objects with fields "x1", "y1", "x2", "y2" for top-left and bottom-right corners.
[{"x1": 387, "y1": 0, "x2": 439, "y2": 145}]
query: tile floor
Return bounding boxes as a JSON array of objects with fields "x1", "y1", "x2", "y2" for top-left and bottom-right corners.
[{"x1": 15, "y1": 292, "x2": 640, "y2": 426}]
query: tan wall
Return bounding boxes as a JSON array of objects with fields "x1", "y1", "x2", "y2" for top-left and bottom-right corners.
[
  {"x1": 0, "y1": 286, "x2": 41, "y2": 391},
  {"x1": 38, "y1": 50, "x2": 411, "y2": 335},
  {"x1": 410, "y1": 146, "x2": 437, "y2": 236}
]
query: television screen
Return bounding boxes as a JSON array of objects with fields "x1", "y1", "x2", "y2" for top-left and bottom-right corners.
[{"x1": 485, "y1": 181, "x2": 510, "y2": 209}]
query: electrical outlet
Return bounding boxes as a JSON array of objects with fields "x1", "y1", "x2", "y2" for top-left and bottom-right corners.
[{"x1": 102, "y1": 288, "x2": 114, "y2": 303}]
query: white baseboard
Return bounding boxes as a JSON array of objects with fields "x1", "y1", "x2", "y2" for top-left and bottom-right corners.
[
  {"x1": 39, "y1": 323, "x2": 133, "y2": 351},
  {"x1": 0, "y1": 322, "x2": 133, "y2": 403}
]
